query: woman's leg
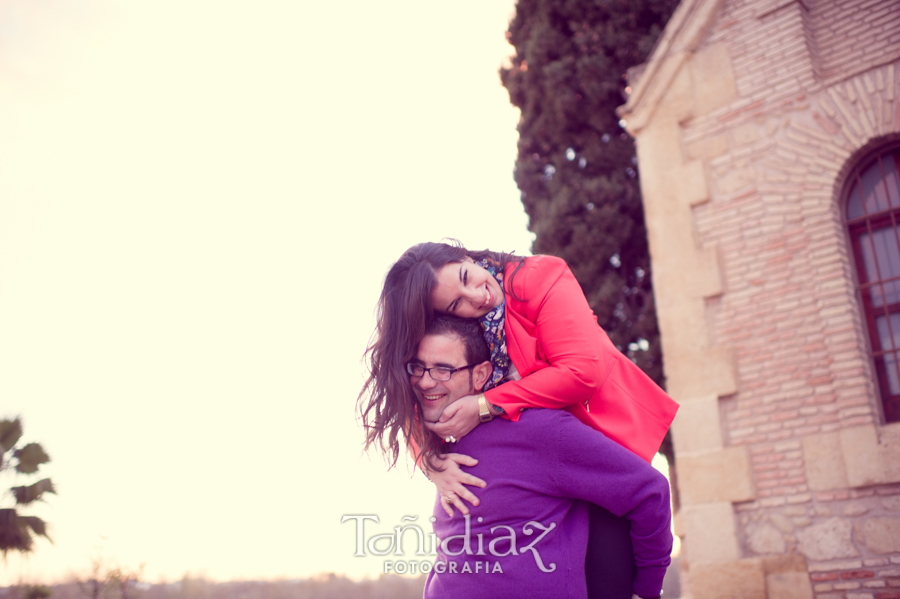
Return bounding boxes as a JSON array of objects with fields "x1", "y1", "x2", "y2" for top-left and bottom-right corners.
[{"x1": 585, "y1": 502, "x2": 635, "y2": 599}]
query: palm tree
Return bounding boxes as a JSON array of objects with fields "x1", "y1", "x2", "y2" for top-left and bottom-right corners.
[{"x1": 0, "y1": 417, "x2": 55, "y2": 554}]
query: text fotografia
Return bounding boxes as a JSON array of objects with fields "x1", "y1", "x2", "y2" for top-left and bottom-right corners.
[
  {"x1": 341, "y1": 514, "x2": 558, "y2": 574},
  {"x1": 384, "y1": 559, "x2": 504, "y2": 575}
]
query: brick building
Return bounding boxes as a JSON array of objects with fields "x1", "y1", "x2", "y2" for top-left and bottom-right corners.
[{"x1": 617, "y1": 0, "x2": 900, "y2": 598}]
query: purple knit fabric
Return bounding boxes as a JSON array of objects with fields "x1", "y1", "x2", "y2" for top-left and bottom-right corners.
[{"x1": 424, "y1": 409, "x2": 672, "y2": 599}]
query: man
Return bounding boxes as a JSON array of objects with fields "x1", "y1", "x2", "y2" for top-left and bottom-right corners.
[{"x1": 408, "y1": 316, "x2": 671, "y2": 599}]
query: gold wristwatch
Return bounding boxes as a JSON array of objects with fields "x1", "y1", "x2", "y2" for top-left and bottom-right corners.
[{"x1": 478, "y1": 393, "x2": 494, "y2": 422}]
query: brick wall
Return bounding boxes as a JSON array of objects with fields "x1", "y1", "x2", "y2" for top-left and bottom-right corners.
[
  {"x1": 810, "y1": 0, "x2": 900, "y2": 84},
  {"x1": 619, "y1": 0, "x2": 900, "y2": 597},
  {"x1": 617, "y1": 0, "x2": 900, "y2": 594},
  {"x1": 678, "y1": 0, "x2": 900, "y2": 596}
]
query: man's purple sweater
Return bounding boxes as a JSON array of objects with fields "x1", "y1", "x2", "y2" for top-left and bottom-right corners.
[{"x1": 423, "y1": 409, "x2": 672, "y2": 599}]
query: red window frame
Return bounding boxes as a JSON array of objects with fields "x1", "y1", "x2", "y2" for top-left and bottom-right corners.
[{"x1": 846, "y1": 145, "x2": 900, "y2": 423}]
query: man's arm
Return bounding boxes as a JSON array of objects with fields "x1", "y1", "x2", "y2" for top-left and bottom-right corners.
[{"x1": 549, "y1": 411, "x2": 672, "y2": 599}]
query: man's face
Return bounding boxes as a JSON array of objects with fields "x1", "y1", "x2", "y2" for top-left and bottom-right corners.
[{"x1": 410, "y1": 333, "x2": 476, "y2": 423}]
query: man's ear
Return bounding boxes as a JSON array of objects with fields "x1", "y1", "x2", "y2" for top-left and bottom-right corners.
[{"x1": 472, "y1": 361, "x2": 493, "y2": 392}]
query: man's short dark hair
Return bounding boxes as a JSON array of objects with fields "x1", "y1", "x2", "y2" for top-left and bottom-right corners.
[{"x1": 424, "y1": 316, "x2": 490, "y2": 365}]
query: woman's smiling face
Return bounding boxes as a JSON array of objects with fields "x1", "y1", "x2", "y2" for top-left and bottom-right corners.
[{"x1": 431, "y1": 257, "x2": 504, "y2": 319}]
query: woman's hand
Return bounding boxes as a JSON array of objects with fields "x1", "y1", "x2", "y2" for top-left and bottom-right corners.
[
  {"x1": 425, "y1": 453, "x2": 487, "y2": 517},
  {"x1": 424, "y1": 394, "x2": 481, "y2": 441}
]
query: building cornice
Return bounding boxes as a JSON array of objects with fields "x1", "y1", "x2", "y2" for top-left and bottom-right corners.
[{"x1": 616, "y1": 0, "x2": 726, "y2": 134}]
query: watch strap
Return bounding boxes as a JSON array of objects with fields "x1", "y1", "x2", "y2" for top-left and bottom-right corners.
[{"x1": 477, "y1": 394, "x2": 493, "y2": 422}]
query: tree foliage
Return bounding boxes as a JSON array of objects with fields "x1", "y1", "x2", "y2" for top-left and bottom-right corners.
[
  {"x1": 500, "y1": 0, "x2": 678, "y2": 386},
  {"x1": 73, "y1": 557, "x2": 145, "y2": 599},
  {"x1": 45, "y1": 574, "x2": 427, "y2": 599},
  {"x1": 0, "y1": 417, "x2": 55, "y2": 555}
]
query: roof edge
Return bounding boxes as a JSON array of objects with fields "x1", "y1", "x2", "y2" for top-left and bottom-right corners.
[{"x1": 617, "y1": 0, "x2": 727, "y2": 134}]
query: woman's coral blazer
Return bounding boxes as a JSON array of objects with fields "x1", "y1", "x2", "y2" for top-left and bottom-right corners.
[{"x1": 484, "y1": 255, "x2": 679, "y2": 463}]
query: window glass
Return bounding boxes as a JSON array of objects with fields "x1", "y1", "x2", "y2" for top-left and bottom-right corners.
[
  {"x1": 848, "y1": 153, "x2": 900, "y2": 220},
  {"x1": 885, "y1": 155, "x2": 900, "y2": 208},
  {"x1": 847, "y1": 147, "x2": 900, "y2": 423},
  {"x1": 859, "y1": 228, "x2": 900, "y2": 307},
  {"x1": 860, "y1": 158, "x2": 891, "y2": 214},
  {"x1": 848, "y1": 181, "x2": 863, "y2": 219},
  {"x1": 876, "y1": 314, "x2": 900, "y2": 395}
]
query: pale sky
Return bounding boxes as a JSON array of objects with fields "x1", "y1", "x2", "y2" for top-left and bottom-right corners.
[{"x1": 0, "y1": 0, "x2": 538, "y2": 584}]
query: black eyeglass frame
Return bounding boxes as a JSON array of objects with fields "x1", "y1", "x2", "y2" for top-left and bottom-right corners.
[{"x1": 406, "y1": 363, "x2": 476, "y2": 381}]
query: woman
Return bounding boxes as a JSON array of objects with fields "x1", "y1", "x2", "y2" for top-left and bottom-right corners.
[{"x1": 359, "y1": 241, "x2": 677, "y2": 599}]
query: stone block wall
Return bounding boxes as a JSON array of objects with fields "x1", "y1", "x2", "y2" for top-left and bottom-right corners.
[{"x1": 618, "y1": 0, "x2": 900, "y2": 597}]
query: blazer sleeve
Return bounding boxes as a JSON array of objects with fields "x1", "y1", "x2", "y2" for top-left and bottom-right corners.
[{"x1": 485, "y1": 256, "x2": 610, "y2": 417}]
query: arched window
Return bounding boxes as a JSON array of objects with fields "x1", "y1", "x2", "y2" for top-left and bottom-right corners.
[{"x1": 846, "y1": 146, "x2": 900, "y2": 423}]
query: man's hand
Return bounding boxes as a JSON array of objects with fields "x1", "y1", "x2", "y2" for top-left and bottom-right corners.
[
  {"x1": 425, "y1": 453, "x2": 487, "y2": 517},
  {"x1": 425, "y1": 394, "x2": 481, "y2": 441}
]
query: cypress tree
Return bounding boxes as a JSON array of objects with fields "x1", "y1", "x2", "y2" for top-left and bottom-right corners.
[
  {"x1": 0, "y1": 417, "x2": 54, "y2": 555},
  {"x1": 501, "y1": 0, "x2": 679, "y2": 467},
  {"x1": 501, "y1": 0, "x2": 678, "y2": 387}
]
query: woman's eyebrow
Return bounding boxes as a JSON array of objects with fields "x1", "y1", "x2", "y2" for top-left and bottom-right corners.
[{"x1": 443, "y1": 265, "x2": 466, "y2": 312}]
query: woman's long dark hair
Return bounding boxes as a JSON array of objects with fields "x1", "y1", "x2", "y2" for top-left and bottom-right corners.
[{"x1": 358, "y1": 240, "x2": 524, "y2": 470}]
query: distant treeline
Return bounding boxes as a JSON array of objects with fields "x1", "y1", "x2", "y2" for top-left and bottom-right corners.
[{"x1": 1, "y1": 574, "x2": 427, "y2": 599}]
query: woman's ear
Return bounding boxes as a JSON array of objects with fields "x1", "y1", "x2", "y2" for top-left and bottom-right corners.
[{"x1": 472, "y1": 361, "x2": 493, "y2": 392}]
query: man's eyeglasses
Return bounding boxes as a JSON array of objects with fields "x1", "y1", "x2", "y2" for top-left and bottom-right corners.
[{"x1": 406, "y1": 363, "x2": 476, "y2": 381}]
